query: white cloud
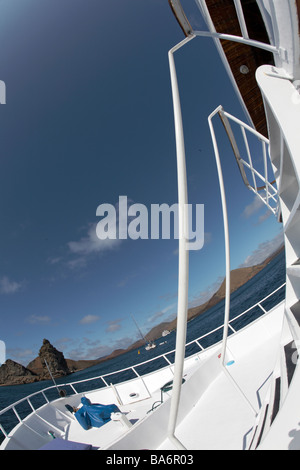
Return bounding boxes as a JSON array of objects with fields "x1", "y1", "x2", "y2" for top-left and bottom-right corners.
[
  {"x1": 67, "y1": 199, "x2": 135, "y2": 266},
  {"x1": 53, "y1": 337, "x2": 72, "y2": 352},
  {"x1": 242, "y1": 196, "x2": 275, "y2": 226},
  {"x1": 0, "y1": 276, "x2": 22, "y2": 295},
  {"x1": 147, "y1": 303, "x2": 177, "y2": 324},
  {"x1": 66, "y1": 338, "x2": 110, "y2": 361},
  {"x1": 242, "y1": 196, "x2": 264, "y2": 218},
  {"x1": 7, "y1": 347, "x2": 36, "y2": 366},
  {"x1": 68, "y1": 223, "x2": 121, "y2": 256},
  {"x1": 26, "y1": 315, "x2": 51, "y2": 324},
  {"x1": 79, "y1": 314, "x2": 100, "y2": 325},
  {"x1": 66, "y1": 256, "x2": 87, "y2": 270},
  {"x1": 257, "y1": 210, "x2": 272, "y2": 224},
  {"x1": 106, "y1": 319, "x2": 122, "y2": 333},
  {"x1": 147, "y1": 310, "x2": 164, "y2": 324},
  {"x1": 65, "y1": 335, "x2": 134, "y2": 361},
  {"x1": 47, "y1": 256, "x2": 62, "y2": 265},
  {"x1": 117, "y1": 273, "x2": 137, "y2": 288}
]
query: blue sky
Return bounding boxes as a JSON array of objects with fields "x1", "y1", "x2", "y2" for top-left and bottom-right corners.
[{"x1": 0, "y1": 0, "x2": 283, "y2": 365}]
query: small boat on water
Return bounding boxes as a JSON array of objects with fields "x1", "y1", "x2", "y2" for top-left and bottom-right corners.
[
  {"x1": 131, "y1": 314, "x2": 156, "y2": 351},
  {"x1": 145, "y1": 342, "x2": 156, "y2": 351}
]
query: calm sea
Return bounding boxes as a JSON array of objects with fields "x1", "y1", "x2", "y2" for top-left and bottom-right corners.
[{"x1": 0, "y1": 250, "x2": 286, "y2": 440}]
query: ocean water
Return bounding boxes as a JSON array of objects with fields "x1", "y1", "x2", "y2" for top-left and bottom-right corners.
[{"x1": 0, "y1": 250, "x2": 286, "y2": 440}]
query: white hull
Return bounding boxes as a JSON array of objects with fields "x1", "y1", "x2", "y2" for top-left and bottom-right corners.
[
  {"x1": 1, "y1": 0, "x2": 300, "y2": 451},
  {"x1": 145, "y1": 344, "x2": 156, "y2": 351},
  {"x1": 0, "y1": 292, "x2": 289, "y2": 450}
]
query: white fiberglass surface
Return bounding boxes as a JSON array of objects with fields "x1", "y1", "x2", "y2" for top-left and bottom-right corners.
[{"x1": 158, "y1": 304, "x2": 285, "y2": 450}]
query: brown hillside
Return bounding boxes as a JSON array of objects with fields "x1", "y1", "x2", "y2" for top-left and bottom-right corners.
[
  {"x1": 25, "y1": 246, "x2": 283, "y2": 378},
  {"x1": 146, "y1": 248, "x2": 283, "y2": 336}
]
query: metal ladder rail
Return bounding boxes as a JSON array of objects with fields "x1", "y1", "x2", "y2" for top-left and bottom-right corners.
[
  {"x1": 216, "y1": 107, "x2": 279, "y2": 216},
  {"x1": 208, "y1": 105, "x2": 258, "y2": 417}
]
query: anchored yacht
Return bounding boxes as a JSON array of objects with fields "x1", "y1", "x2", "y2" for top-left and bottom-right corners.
[{"x1": 0, "y1": 0, "x2": 300, "y2": 450}]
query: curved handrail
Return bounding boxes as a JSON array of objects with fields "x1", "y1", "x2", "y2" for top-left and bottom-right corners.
[{"x1": 168, "y1": 1, "x2": 279, "y2": 55}]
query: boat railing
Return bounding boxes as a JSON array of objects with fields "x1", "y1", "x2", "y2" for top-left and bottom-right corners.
[
  {"x1": 169, "y1": 0, "x2": 280, "y2": 56},
  {"x1": 0, "y1": 282, "x2": 285, "y2": 441}
]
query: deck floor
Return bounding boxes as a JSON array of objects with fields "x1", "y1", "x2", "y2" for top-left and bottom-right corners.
[
  {"x1": 65, "y1": 388, "x2": 165, "y2": 449},
  {"x1": 64, "y1": 306, "x2": 285, "y2": 450},
  {"x1": 1, "y1": 305, "x2": 285, "y2": 450}
]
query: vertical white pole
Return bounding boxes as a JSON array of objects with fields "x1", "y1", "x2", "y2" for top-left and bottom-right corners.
[
  {"x1": 208, "y1": 107, "x2": 231, "y2": 366},
  {"x1": 233, "y1": 0, "x2": 249, "y2": 39},
  {"x1": 207, "y1": 107, "x2": 231, "y2": 366},
  {"x1": 208, "y1": 108, "x2": 257, "y2": 415},
  {"x1": 167, "y1": 34, "x2": 194, "y2": 450}
]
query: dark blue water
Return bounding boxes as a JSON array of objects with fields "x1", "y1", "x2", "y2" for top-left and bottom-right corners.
[{"x1": 0, "y1": 250, "x2": 286, "y2": 440}]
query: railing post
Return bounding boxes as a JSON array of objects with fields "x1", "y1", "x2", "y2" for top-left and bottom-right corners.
[
  {"x1": 69, "y1": 384, "x2": 78, "y2": 394},
  {"x1": 195, "y1": 340, "x2": 204, "y2": 351},
  {"x1": 101, "y1": 376, "x2": 109, "y2": 387},
  {"x1": 162, "y1": 354, "x2": 173, "y2": 365},
  {"x1": 167, "y1": 34, "x2": 195, "y2": 451},
  {"x1": 12, "y1": 406, "x2": 22, "y2": 424},
  {"x1": 131, "y1": 366, "x2": 140, "y2": 378},
  {"x1": 208, "y1": 106, "x2": 231, "y2": 368},
  {"x1": 0, "y1": 423, "x2": 8, "y2": 438},
  {"x1": 27, "y1": 398, "x2": 35, "y2": 412},
  {"x1": 40, "y1": 391, "x2": 49, "y2": 404},
  {"x1": 208, "y1": 106, "x2": 277, "y2": 417},
  {"x1": 258, "y1": 302, "x2": 267, "y2": 314},
  {"x1": 233, "y1": 0, "x2": 249, "y2": 39}
]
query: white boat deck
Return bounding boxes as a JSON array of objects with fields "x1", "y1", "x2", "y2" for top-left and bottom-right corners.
[
  {"x1": 65, "y1": 388, "x2": 166, "y2": 449},
  {"x1": 155, "y1": 301, "x2": 288, "y2": 450},
  {"x1": 159, "y1": 374, "x2": 254, "y2": 450},
  {"x1": 63, "y1": 357, "x2": 203, "y2": 449},
  {"x1": 47, "y1": 303, "x2": 289, "y2": 450},
  {"x1": 107, "y1": 302, "x2": 287, "y2": 450},
  {"x1": 158, "y1": 328, "x2": 280, "y2": 450}
]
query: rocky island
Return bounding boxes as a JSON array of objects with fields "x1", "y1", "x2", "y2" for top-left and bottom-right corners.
[
  {"x1": 0, "y1": 359, "x2": 38, "y2": 386},
  {"x1": 0, "y1": 339, "x2": 71, "y2": 386}
]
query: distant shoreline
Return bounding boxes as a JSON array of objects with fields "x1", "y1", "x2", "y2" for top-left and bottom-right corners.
[
  {"x1": 30, "y1": 245, "x2": 286, "y2": 372},
  {"x1": 0, "y1": 245, "x2": 284, "y2": 386}
]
